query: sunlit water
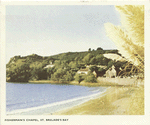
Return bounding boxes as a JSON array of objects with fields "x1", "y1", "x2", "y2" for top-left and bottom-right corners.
[{"x1": 6, "y1": 82, "x2": 107, "y2": 115}]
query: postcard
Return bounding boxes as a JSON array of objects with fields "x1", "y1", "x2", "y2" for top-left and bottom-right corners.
[{"x1": 0, "y1": 0, "x2": 150, "y2": 125}]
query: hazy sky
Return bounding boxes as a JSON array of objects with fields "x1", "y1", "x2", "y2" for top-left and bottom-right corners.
[{"x1": 6, "y1": 5, "x2": 121, "y2": 63}]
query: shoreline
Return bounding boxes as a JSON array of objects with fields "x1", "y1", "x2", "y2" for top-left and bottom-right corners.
[
  {"x1": 7, "y1": 86, "x2": 108, "y2": 115},
  {"x1": 53, "y1": 85, "x2": 144, "y2": 115},
  {"x1": 6, "y1": 81, "x2": 144, "y2": 115},
  {"x1": 9, "y1": 76, "x2": 144, "y2": 87},
  {"x1": 28, "y1": 79, "x2": 120, "y2": 87},
  {"x1": 52, "y1": 86, "x2": 113, "y2": 115},
  {"x1": 29, "y1": 77, "x2": 143, "y2": 87}
]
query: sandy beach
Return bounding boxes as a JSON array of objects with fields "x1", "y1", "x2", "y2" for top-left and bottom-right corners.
[
  {"x1": 53, "y1": 85, "x2": 144, "y2": 115},
  {"x1": 29, "y1": 79, "x2": 144, "y2": 115}
]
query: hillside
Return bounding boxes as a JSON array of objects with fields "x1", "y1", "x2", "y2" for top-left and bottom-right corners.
[{"x1": 6, "y1": 48, "x2": 127, "y2": 82}]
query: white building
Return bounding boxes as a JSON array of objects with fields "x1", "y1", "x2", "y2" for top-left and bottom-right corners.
[
  {"x1": 106, "y1": 65, "x2": 116, "y2": 78},
  {"x1": 77, "y1": 68, "x2": 90, "y2": 75},
  {"x1": 44, "y1": 62, "x2": 55, "y2": 69}
]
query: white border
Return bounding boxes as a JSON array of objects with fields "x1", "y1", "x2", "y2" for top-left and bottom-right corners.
[{"x1": 1, "y1": 1, "x2": 150, "y2": 125}]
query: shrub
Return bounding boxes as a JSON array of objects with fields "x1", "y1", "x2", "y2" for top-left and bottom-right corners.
[{"x1": 85, "y1": 72, "x2": 97, "y2": 83}]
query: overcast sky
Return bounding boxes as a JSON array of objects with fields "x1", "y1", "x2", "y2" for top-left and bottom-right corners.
[{"x1": 6, "y1": 5, "x2": 121, "y2": 63}]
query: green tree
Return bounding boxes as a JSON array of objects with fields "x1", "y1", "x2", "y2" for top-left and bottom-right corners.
[
  {"x1": 90, "y1": 57, "x2": 97, "y2": 65},
  {"x1": 64, "y1": 71, "x2": 74, "y2": 81},
  {"x1": 30, "y1": 62, "x2": 47, "y2": 80},
  {"x1": 107, "y1": 60, "x2": 115, "y2": 69},
  {"x1": 88, "y1": 48, "x2": 91, "y2": 52},
  {"x1": 95, "y1": 55, "x2": 110, "y2": 65},
  {"x1": 97, "y1": 47, "x2": 103, "y2": 51},
  {"x1": 69, "y1": 61, "x2": 78, "y2": 69},
  {"x1": 97, "y1": 67, "x2": 105, "y2": 72},
  {"x1": 82, "y1": 53, "x2": 93, "y2": 65},
  {"x1": 7, "y1": 61, "x2": 31, "y2": 82},
  {"x1": 85, "y1": 72, "x2": 97, "y2": 83},
  {"x1": 51, "y1": 68, "x2": 66, "y2": 81},
  {"x1": 89, "y1": 66, "x2": 98, "y2": 72},
  {"x1": 47, "y1": 67, "x2": 55, "y2": 80},
  {"x1": 74, "y1": 74, "x2": 84, "y2": 84}
]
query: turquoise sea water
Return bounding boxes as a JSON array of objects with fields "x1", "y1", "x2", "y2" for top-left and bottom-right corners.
[{"x1": 6, "y1": 82, "x2": 107, "y2": 115}]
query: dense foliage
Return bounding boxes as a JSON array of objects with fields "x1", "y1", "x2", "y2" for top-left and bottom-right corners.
[
  {"x1": 6, "y1": 60, "x2": 31, "y2": 82},
  {"x1": 6, "y1": 48, "x2": 126, "y2": 82},
  {"x1": 84, "y1": 72, "x2": 97, "y2": 83}
]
